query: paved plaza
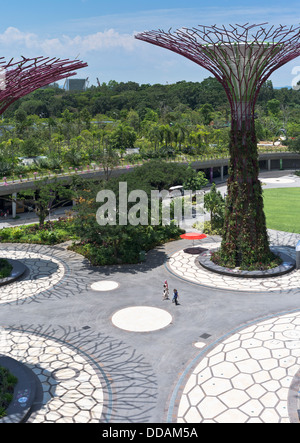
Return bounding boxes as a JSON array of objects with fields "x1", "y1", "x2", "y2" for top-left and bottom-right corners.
[{"x1": 0, "y1": 172, "x2": 300, "y2": 423}]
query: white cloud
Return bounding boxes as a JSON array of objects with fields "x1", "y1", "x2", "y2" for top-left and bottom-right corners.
[
  {"x1": 0, "y1": 27, "x2": 37, "y2": 47},
  {"x1": 44, "y1": 30, "x2": 136, "y2": 55},
  {"x1": 0, "y1": 18, "x2": 298, "y2": 87},
  {"x1": 0, "y1": 27, "x2": 137, "y2": 58}
]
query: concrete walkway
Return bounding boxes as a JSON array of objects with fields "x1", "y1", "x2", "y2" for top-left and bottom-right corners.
[{"x1": 0, "y1": 172, "x2": 299, "y2": 423}]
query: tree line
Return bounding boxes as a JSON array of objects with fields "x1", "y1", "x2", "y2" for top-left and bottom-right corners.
[{"x1": 0, "y1": 76, "x2": 300, "y2": 179}]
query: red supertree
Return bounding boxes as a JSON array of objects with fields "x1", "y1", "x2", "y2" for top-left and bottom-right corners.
[
  {"x1": 136, "y1": 23, "x2": 300, "y2": 269},
  {"x1": 0, "y1": 55, "x2": 87, "y2": 115},
  {"x1": 0, "y1": 55, "x2": 87, "y2": 274}
]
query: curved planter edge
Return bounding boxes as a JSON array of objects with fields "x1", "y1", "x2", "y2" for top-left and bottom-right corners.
[
  {"x1": 0, "y1": 356, "x2": 41, "y2": 423},
  {"x1": 0, "y1": 260, "x2": 27, "y2": 287},
  {"x1": 198, "y1": 247, "x2": 296, "y2": 279}
]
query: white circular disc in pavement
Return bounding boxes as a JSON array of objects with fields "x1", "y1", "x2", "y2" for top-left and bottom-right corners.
[
  {"x1": 193, "y1": 342, "x2": 206, "y2": 349},
  {"x1": 91, "y1": 281, "x2": 119, "y2": 291},
  {"x1": 112, "y1": 306, "x2": 173, "y2": 332}
]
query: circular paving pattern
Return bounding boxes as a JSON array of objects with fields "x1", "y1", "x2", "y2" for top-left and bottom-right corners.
[
  {"x1": 112, "y1": 306, "x2": 173, "y2": 332},
  {"x1": 0, "y1": 250, "x2": 65, "y2": 304},
  {"x1": 172, "y1": 311, "x2": 300, "y2": 423},
  {"x1": 91, "y1": 281, "x2": 119, "y2": 291},
  {"x1": 0, "y1": 228, "x2": 299, "y2": 423},
  {"x1": 167, "y1": 243, "x2": 300, "y2": 293},
  {"x1": 0, "y1": 327, "x2": 104, "y2": 423},
  {"x1": 0, "y1": 244, "x2": 89, "y2": 304},
  {"x1": 0, "y1": 325, "x2": 158, "y2": 423}
]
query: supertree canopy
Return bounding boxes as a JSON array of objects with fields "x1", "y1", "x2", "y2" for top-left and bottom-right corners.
[
  {"x1": 0, "y1": 55, "x2": 88, "y2": 115},
  {"x1": 136, "y1": 23, "x2": 300, "y2": 269},
  {"x1": 0, "y1": 55, "x2": 87, "y2": 275}
]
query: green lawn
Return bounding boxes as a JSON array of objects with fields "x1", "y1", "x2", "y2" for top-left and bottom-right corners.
[{"x1": 263, "y1": 188, "x2": 300, "y2": 234}]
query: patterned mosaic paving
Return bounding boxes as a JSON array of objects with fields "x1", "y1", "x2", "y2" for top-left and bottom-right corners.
[
  {"x1": 0, "y1": 250, "x2": 65, "y2": 304},
  {"x1": 0, "y1": 229, "x2": 300, "y2": 423},
  {"x1": 0, "y1": 325, "x2": 157, "y2": 423},
  {"x1": 174, "y1": 311, "x2": 300, "y2": 423},
  {"x1": 0, "y1": 244, "x2": 88, "y2": 305},
  {"x1": 167, "y1": 242, "x2": 300, "y2": 293},
  {"x1": 0, "y1": 327, "x2": 104, "y2": 423}
]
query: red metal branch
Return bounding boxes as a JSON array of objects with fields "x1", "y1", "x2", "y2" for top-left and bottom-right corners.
[
  {"x1": 0, "y1": 56, "x2": 88, "y2": 115},
  {"x1": 135, "y1": 23, "x2": 300, "y2": 127}
]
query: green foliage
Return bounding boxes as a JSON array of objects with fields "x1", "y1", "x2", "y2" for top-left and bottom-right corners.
[
  {"x1": 0, "y1": 366, "x2": 18, "y2": 418},
  {"x1": 108, "y1": 123, "x2": 137, "y2": 152},
  {"x1": 211, "y1": 249, "x2": 282, "y2": 271},
  {"x1": 71, "y1": 222, "x2": 183, "y2": 266},
  {"x1": 263, "y1": 188, "x2": 300, "y2": 234},
  {"x1": 99, "y1": 148, "x2": 120, "y2": 180},
  {"x1": 204, "y1": 183, "x2": 225, "y2": 231},
  {"x1": 287, "y1": 136, "x2": 300, "y2": 153},
  {"x1": 202, "y1": 221, "x2": 224, "y2": 236},
  {"x1": 199, "y1": 103, "x2": 214, "y2": 125},
  {"x1": 0, "y1": 259, "x2": 13, "y2": 278},
  {"x1": 183, "y1": 167, "x2": 208, "y2": 191},
  {"x1": 0, "y1": 77, "x2": 298, "y2": 182},
  {"x1": 0, "y1": 161, "x2": 11, "y2": 177},
  {"x1": 20, "y1": 177, "x2": 75, "y2": 226},
  {"x1": 217, "y1": 123, "x2": 273, "y2": 269},
  {"x1": 70, "y1": 161, "x2": 192, "y2": 265},
  {"x1": 14, "y1": 108, "x2": 27, "y2": 123},
  {"x1": 0, "y1": 219, "x2": 76, "y2": 245},
  {"x1": 267, "y1": 99, "x2": 281, "y2": 116},
  {"x1": 121, "y1": 159, "x2": 192, "y2": 191},
  {"x1": 21, "y1": 138, "x2": 42, "y2": 157}
]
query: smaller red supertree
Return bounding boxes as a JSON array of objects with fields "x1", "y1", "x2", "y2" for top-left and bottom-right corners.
[{"x1": 0, "y1": 56, "x2": 88, "y2": 115}]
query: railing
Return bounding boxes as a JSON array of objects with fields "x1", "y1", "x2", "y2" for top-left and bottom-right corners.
[{"x1": 0, "y1": 146, "x2": 294, "y2": 188}]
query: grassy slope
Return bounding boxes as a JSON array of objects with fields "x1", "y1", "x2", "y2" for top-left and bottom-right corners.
[{"x1": 263, "y1": 188, "x2": 300, "y2": 234}]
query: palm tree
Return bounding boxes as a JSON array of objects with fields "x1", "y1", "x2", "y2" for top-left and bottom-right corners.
[
  {"x1": 147, "y1": 123, "x2": 161, "y2": 151},
  {"x1": 173, "y1": 123, "x2": 186, "y2": 151}
]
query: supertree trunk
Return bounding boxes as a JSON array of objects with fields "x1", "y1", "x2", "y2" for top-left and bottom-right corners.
[
  {"x1": 135, "y1": 23, "x2": 300, "y2": 270},
  {"x1": 220, "y1": 116, "x2": 271, "y2": 268}
]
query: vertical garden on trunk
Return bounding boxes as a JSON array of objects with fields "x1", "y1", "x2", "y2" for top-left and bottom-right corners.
[
  {"x1": 217, "y1": 120, "x2": 272, "y2": 268},
  {"x1": 136, "y1": 23, "x2": 300, "y2": 269}
]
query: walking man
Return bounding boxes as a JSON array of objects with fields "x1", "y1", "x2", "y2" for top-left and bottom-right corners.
[{"x1": 172, "y1": 289, "x2": 179, "y2": 305}]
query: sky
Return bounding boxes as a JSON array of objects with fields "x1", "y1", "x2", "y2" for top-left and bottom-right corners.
[{"x1": 0, "y1": 0, "x2": 299, "y2": 88}]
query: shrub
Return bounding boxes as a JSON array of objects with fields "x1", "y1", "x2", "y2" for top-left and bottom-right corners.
[
  {"x1": 70, "y1": 223, "x2": 184, "y2": 266},
  {"x1": 0, "y1": 219, "x2": 76, "y2": 245},
  {"x1": 203, "y1": 220, "x2": 224, "y2": 236},
  {"x1": 0, "y1": 259, "x2": 13, "y2": 279},
  {"x1": 0, "y1": 366, "x2": 18, "y2": 418}
]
